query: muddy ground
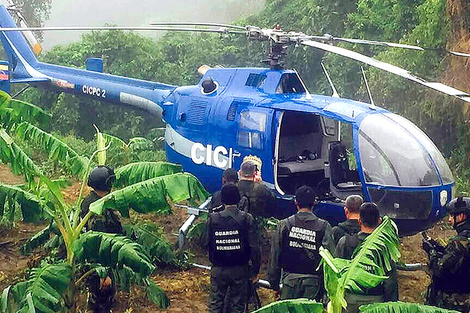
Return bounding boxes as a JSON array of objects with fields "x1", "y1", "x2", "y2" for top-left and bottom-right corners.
[{"x1": 0, "y1": 163, "x2": 455, "y2": 312}]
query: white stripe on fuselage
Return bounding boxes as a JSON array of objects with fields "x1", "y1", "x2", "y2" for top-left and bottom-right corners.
[
  {"x1": 165, "y1": 124, "x2": 231, "y2": 170},
  {"x1": 3, "y1": 34, "x2": 50, "y2": 80}
]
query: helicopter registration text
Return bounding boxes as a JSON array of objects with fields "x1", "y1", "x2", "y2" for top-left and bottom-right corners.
[
  {"x1": 82, "y1": 85, "x2": 106, "y2": 98},
  {"x1": 191, "y1": 143, "x2": 233, "y2": 169}
]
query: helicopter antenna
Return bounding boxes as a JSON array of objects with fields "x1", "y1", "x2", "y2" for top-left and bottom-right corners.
[
  {"x1": 361, "y1": 66, "x2": 376, "y2": 110},
  {"x1": 321, "y1": 62, "x2": 339, "y2": 98}
]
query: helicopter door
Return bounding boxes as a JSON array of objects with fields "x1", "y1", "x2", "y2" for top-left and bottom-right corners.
[{"x1": 275, "y1": 111, "x2": 327, "y2": 196}]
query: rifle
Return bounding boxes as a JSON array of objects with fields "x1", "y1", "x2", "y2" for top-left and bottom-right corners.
[{"x1": 421, "y1": 231, "x2": 446, "y2": 257}]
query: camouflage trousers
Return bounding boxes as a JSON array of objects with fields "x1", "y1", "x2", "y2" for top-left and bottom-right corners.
[{"x1": 431, "y1": 291, "x2": 470, "y2": 313}]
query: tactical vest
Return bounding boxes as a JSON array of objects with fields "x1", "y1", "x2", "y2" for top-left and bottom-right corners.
[
  {"x1": 280, "y1": 215, "x2": 326, "y2": 274},
  {"x1": 208, "y1": 211, "x2": 250, "y2": 267}
]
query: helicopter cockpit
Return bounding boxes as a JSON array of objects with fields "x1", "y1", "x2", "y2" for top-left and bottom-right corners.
[{"x1": 274, "y1": 107, "x2": 453, "y2": 222}]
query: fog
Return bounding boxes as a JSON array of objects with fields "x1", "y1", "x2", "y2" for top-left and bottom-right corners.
[{"x1": 43, "y1": 0, "x2": 264, "y2": 50}]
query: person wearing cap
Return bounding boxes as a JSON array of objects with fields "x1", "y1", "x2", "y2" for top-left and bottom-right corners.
[
  {"x1": 80, "y1": 165, "x2": 123, "y2": 313},
  {"x1": 423, "y1": 196, "x2": 470, "y2": 312},
  {"x1": 208, "y1": 168, "x2": 239, "y2": 213},
  {"x1": 202, "y1": 183, "x2": 260, "y2": 313},
  {"x1": 332, "y1": 195, "x2": 363, "y2": 244},
  {"x1": 335, "y1": 202, "x2": 398, "y2": 313},
  {"x1": 267, "y1": 185, "x2": 334, "y2": 301},
  {"x1": 237, "y1": 160, "x2": 276, "y2": 218}
]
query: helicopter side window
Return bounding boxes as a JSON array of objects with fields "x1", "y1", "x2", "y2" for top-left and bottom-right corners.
[
  {"x1": 237, "y1": 111, "x2": 266, "y2": 150},
  {"x1": 276, "y1": 73, "x2": 306, "y2": 94}
]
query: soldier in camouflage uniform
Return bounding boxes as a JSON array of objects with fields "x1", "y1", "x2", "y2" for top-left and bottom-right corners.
[
  {"x1": 268, "y1": 186, "x2": 335, "y2": 300},
  {"x1": 332, "y1": 195, "x2": 363, "y2": 245},
  {"x1": 423, "y1": 196, "x2": 470, "y2": 313},
  {"x1": 80, "y1": 166, "x2": 123, "y2": 313}
]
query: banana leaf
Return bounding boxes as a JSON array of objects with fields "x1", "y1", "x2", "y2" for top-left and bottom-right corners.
[
  {"x1": 21, "y1": 223, "x2": 55, "y2": 255},
  {"x1": 114, "y1": 161, "x2": 183, "y2": 187},
  {"x1": 360, "y1": 301, "x2": 461, "y2": 313},
  {"x1": 0, "y1": 183, "x2": 51, "y2": 223},
  {"x1": 146, "y1": 279, "x2": 170, "y2": 309},
  {"x1": 1, "y1": 262, "x2": 72, "y2": 313},
  {"x1": 0, "y1": 128, "x2": 42, "y2": 185},
  {"x1": 15, "y1": 122, "x2": 89, "y2": 177},
  {"x1": 73, "y1": 231, "x2": 156, "y2": 277},
  {"x1": 252, "y1": 299, "x2": 323, "y2": 313},
  {"x1": 321, "y1": 216, "x2": 400, "y2": 313},
  {"x1": 123, "y1": 222, "x2": 185, "y2": 268},
  {"x1": 89, "y1": 173, "x2": 210, "y2": 217},
  {"x1": 94, "y1": 125, "x2": 106, "y2": 165},
  {"x1": 0, "y1": 90, "x2": 51, "y2": 128}
]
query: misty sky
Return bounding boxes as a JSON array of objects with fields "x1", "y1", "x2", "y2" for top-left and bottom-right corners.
[{"x1": 43, "y1": 0, "x2": 264, "y2": 50}]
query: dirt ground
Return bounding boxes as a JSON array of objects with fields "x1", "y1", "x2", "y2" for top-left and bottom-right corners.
[{"x1": 0, "y1": 163, "x2": 456, "y2": 311}]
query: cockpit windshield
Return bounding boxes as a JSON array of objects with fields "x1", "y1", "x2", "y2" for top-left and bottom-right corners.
[{"x1": 358, "y1": 113, "x2": 453, "y2": 186}]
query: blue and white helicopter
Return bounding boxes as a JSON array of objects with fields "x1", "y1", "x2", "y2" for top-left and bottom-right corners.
[{"x1": 0, "y1": 2, "x2": 468, "y2": 235}]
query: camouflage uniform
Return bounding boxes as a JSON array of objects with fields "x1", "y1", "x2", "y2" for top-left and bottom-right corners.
[
  {"x1": 335, "y1": 232, "x2": 398, "y2": 313},
  {"x1": 237, "y1": 180, "x2": 276, "y2": 218},
  {"x1": 425, "y1": 222, "x2": 470, "y2": 313},
  {"x1": 267, "y1": 211, "x2": 335, "y2": 300},
  {"x1": 80, "y1": 191, "x2": 124, "y2": 313},
  {"x1": 332, "y1": 219, "x2": 360, "y2": 245}
]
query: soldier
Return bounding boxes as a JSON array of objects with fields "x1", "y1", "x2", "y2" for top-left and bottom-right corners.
[
  {"x1": 335, "y1": 202, "x2": 398, "y2": 313},
  {"x1": 267, "y1": 185, "x2": 335, "y2": 301},
  {"x1": 208, "y1": 168, "x2": 238, "y2": 213},
  {"x1": 237, "y1": 159, "x2": 276, "y2": 218},
  {"x1": 332, "y1": 195, "x2": 363, "y2": 244},
  {"x1": 80, "y1": 165, "x2": 123, "y2": 313},
  {"x1": 203, "y1": 183, "x2": 260, "y2": 313},
  {"x1": 423, "y1": 196, "x2": 470, "y2": 312}
]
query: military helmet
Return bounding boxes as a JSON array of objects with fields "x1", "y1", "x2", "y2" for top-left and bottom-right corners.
[
  {"x1": 447, "y1": 196, "x2": 470, "y2": 215},
  {"x1": 87, "y1": 166, "x2": 115, "y2": 192}
]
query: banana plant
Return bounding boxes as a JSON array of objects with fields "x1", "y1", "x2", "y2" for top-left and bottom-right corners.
[
  {"x1": 0, "y1": 96, "x2": 210, "y2": 312},
  {"x1": 320, "y1": 216, "x2": 401, "y2": 313}
]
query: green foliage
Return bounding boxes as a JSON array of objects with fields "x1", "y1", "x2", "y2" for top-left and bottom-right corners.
[
  {"x1": 1, "y1": 262, "x2": 72, "y2": 313},
  {"x1": 114, "y1": 161, "x2": 183, "y2": 187},
  {"x1": 74, "y1": 231, "x2": 155, "y2": 277},
  {"x1": 0, "y1": 183, "x2": 48, "y2": 224},
  {"x1": 90, "y1": 173, "x2": 210, "y2": 217},
  {"x1": 0, "y1": 129, "x2": 43, "y2": 186},
  {"x1": 360, "y1": 301, "x2": 461, "y2": 313},
  {"x1": 253, "y1": 299, "x2": 323, "y2": 313},
  {"x1": 321, "y1": 216, "x2": 400, "y2": 313},
  {"x1": 16, "y1": 122, "x2": 89, "y2": 177},
  {"x1": 123, "y1": 222, "x2": 187, "y2": 268}
]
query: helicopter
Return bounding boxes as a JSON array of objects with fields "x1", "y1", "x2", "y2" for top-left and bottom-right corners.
[{"x1": 0, "y1": 2, "x2": 468, "y2": 236}]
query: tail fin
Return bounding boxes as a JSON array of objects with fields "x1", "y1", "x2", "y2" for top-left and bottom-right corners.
[{"x1": 0, "y1": 4, "x2": 40, "y2": 77}]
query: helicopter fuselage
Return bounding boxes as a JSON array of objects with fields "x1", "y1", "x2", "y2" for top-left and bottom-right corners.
[{"x1": 0, "y1": 3, "x2": 454, "y2": 235}]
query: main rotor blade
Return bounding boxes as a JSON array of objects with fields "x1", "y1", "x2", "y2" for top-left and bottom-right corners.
[
  {"x1": 301, "y1": 40, "x2": 470, "y2": 103},
  {"x1": 331, "y1": 37, "x2": 425, "y2": 51},
  {"x1": 323, "y1": 35, "x2": 470, "y2": 58},
  {"x1": 150, "y1": 22, "x2": 246, "y2": 30},
  {"x1": 0, "y1": 25, "x2": 245, "y2": 34}
]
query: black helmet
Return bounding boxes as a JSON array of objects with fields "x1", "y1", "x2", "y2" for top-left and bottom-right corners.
[
  {"x1": 447, "y1": 196, "x2": 470, "y2": 215},
  {"x1": 87, "y1": 166, "x2": 115, "y2": 192}
]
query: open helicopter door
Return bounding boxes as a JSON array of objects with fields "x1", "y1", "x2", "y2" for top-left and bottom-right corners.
[{"x1": 274, "y1": 111, "x2": 362, "y2": 200}]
